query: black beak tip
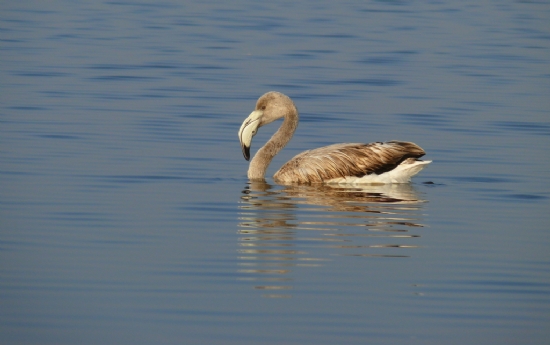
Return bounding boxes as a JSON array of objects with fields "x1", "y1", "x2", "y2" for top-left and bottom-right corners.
[{"x1": 242, "y1": 145, "x2": 250, "y2": 161}]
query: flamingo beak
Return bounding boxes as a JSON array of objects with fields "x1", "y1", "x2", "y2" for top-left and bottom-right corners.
[{"x1": 238, "y1": 110, "x2": 262, "y2": 161}]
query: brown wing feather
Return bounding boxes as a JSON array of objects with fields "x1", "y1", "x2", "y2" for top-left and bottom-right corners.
[{"x1": 273, "y1": 141, "x2": 426, "y2": 183}]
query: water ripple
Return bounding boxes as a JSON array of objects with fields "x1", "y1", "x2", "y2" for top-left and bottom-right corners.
[{"x1": 237, "y1": 182, "x2": 428, "y2": 297}]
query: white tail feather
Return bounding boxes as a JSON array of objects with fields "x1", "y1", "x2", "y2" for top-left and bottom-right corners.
[{"x1": 327, "y1": 160, "x2": 431, "y2": 185}]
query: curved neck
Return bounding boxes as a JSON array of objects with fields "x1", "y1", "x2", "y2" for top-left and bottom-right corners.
[{"x1": 248, "y1": 109, "x2": 299, "y2": 180}]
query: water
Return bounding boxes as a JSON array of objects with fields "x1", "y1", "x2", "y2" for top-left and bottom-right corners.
[{"x1": 1, "y1": 1, "x2": 549, "y2": 344}]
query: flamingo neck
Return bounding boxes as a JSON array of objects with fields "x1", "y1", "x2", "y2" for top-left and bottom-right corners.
[{"x1": 248, "y1": 110, "x2": 299, "y2": 180}]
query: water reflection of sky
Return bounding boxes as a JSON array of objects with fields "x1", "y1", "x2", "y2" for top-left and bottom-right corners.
[{"x1": 2, "y1": 0, "x2": 549, "y2": 344}]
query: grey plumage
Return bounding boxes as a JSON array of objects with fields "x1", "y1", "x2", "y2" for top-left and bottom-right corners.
[
  {"x1": 238, "y1": 92, "x2": 430, "y2": 184},
  {"x1": 274, "y1": 141, "x2": 426, "y2": 184}
]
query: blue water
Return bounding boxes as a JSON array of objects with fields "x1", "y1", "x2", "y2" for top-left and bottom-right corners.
[{"x1": 1, "y1": 1, "x2": 549, "y2": 344}]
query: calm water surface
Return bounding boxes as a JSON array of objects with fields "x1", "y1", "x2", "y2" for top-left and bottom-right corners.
[{"x1": 1, "y1": 1, "x2": 550, "y2": 344}]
